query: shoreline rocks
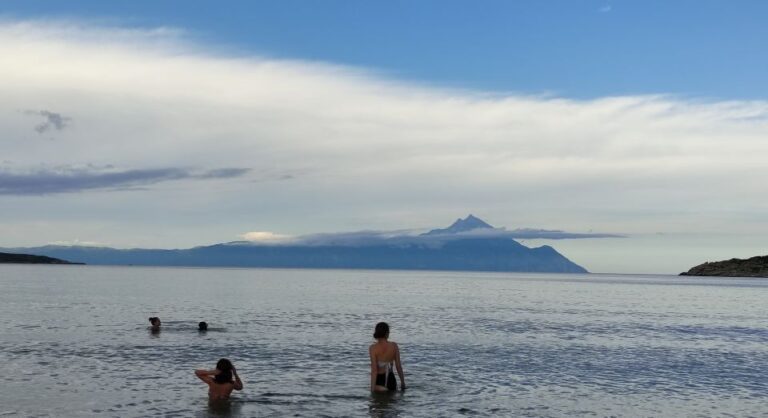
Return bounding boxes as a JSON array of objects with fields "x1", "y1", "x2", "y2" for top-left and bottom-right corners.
[{"x1": 680, "y1": 255, "x2": 768, "y2": 277}]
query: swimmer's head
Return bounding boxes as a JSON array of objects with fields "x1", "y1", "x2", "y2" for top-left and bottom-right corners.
[
  {"x1": 214, "y1": 358, "x2": 233, "y2": 384},
  {"x1": 373, "y1": 322, "x2": 390, "y2": 339},
  {"x1": 198, "y1": 321, "x2": 208, "y2": 331},
  {"x1": 149, "y1": 317, "x2": 161, "y2": 327}
]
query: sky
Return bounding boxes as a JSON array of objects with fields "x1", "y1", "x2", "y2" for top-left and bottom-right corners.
[{"x1": 1, "y1": 1, "x2": 767, "y2": 274}]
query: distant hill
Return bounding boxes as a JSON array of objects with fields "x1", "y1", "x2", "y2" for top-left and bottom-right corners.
[
  {"x1": 2, "y1": 215, "x2": 588, "y2": 273},
  {"x1": 0, "y1": 251, "x2": 81, "y2": 265},
  {"x1": 681, "y1": 255, "x2": 768, "y2": 277}
]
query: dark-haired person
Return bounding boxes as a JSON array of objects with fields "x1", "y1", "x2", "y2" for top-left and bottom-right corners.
[
  {"x1": 369, "y1": 322, "x2": 406, "y2": 392},
  {"x1": 148, "y1": 317, "x2": 161, "y2": 331},
  {"x1": 198, "y1": 321, "x2": 208, "y2": 331},
  {"x1": 195, "y1": 358, "x2": 243, "y2": 400}
]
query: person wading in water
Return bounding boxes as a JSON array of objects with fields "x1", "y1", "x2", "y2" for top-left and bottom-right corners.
[
  {"x1": 369, "y1": 322, "x2": 406, "y2": 392},
  {"x1": 195, "y1": 358, "x2": 243, "y2": 400}
]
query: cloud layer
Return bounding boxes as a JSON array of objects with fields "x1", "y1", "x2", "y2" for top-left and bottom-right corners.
[
  {"x1": 1, "y1": 20, "x2": 767, "y2": 272},
  {"x1": 0, "y1": 165, "x2": 249, "y2": 195},
  {"x1": 238, "y1": 227, "x2": 624, "y2": 247}
]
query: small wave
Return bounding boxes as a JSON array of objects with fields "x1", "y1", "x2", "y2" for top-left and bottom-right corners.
[{"x1": 255, "y1": 392, "x2": 370, "y2": 401}]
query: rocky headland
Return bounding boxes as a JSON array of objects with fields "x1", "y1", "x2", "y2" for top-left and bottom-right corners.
[
  {"x1": 0, "y1": 251, "x2": 81, "y2": 265},
  {"x1": 680, "y1": 255, "x2": 768, "y2": 277}
]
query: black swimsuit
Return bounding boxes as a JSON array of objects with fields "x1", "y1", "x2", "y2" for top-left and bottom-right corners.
[{"x1": 375, "y1": 363, "x2": 397, "y2": 391}]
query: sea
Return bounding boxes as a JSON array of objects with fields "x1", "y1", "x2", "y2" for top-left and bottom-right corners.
[{"x1": 1, "y1": 265, "x2": 766, "y2": 417}]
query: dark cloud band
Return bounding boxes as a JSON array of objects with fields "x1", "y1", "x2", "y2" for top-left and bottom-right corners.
[{"x1": 0, "y1": 166, "x2": 250, "y2": 195}]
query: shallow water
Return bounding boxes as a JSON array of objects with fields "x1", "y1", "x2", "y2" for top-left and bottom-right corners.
[{"x1": 1, "y1": 265, "x2": 767, "y2": 417}]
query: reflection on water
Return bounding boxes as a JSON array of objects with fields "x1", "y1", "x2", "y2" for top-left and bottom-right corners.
[
  {"x1": 1, "y1": 265, "x2": 768, "y2": 417},
  {"x1": 368, "y1": 391, "x2": 403, "y2": 418},
  {"x1": 205, "y1": 399, "x2": 242, "y2": 417}
]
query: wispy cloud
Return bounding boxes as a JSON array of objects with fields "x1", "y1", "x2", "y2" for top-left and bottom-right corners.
[
  {"x1": 598, "y1": 4, "x2": 612, "y2": 13},
  {"x1": 24, "y1": 109, "x2": 72, "y2": 134},
  {"x1": 0, "y1": 165, "x2": 250, "y2": 195},
  {"x1": 479, "y1": 228, "x2": 624, "y2": 240},
  {"x1": 195, "y1": 168, "x2": 250, "y2": 179},
  {"x1": 240, "y1": 231, "x2": 294, "y2": 243},
  {"x1": 47, "y1": 239, "x2": 105, "y2": 247}
]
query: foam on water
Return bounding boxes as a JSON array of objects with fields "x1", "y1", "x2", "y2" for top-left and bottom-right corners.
[{"x1": 1, "y1": 265, "x2": 767, "y2": 417}]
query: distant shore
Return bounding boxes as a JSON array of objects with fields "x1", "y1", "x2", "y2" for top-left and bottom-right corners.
[{"x1": 0, "y1": 251, "x2": 82, "y2": 265}]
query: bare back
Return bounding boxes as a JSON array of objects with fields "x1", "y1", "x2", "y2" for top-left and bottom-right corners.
[
  {"x1": 207, "y1": 381, "x2": 235, "y2": 401},
  {"x1": 195, "y1": 367, "x2": 243, "y2": 400},
  {"x1": 369, "y1": 341, "x2": 398, "y2": 365},
  {"x1": 368, "y1": 339, "x2": 406, "y2": 391}
]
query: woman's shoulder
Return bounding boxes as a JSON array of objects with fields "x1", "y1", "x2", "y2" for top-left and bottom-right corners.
[{"x1": 370, "y1": 341, "x2": 399, "y2": 352}]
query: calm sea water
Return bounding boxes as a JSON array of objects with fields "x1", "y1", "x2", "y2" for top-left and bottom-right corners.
[{"x1": 1, "y1": 265, "x2": 767, "y2": 417}]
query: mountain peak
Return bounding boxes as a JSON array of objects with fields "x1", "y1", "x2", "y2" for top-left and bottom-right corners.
[{"x1": 423, "y1": 214, "x2": 495, "y2": 236}]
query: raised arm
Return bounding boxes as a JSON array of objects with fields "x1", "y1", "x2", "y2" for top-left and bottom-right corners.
[
  {"x1": 194, "y1": 369, "x2": 216, "y2": 385},
  {"x1": 231, "y1": 365, "x2": 243, "y2": 391},
  {"x1": 394, "y1": 343, "x2": 405, "y2": 390}
]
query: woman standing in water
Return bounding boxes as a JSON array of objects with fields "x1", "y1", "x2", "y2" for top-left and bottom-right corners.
[
  {"x1": 195, "y1": 358, "x2": 243, "y2": 400},
  {"x1": 369, "y1": 322, "x2": 406, "y2": 392}
]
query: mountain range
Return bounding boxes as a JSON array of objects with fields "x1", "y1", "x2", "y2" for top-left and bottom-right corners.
[{"x1": 2, "y1": 215, "x2": 588, "y2": 273}]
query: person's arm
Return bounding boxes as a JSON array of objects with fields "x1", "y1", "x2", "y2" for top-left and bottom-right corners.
[
  {"x1": 194, "y1": 369, "x2": 216, "y2": 384},
  {"x1": 369, "y1": 345, "x2": 379, "y2": 392},
  {"x1": 231, "y1": 365, "x2": 243, "y2": 391},
  {"x1": 394, "y1": 343, "x2": 405, "y2": 390}
]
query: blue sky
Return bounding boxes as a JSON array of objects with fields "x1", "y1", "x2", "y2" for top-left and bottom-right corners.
[
  {"x1": 0, "y1": 1, "x2": 767, "y2": 274},
  {"x1": 3, "y1": 0, "x2": 768, "y2": 99}
]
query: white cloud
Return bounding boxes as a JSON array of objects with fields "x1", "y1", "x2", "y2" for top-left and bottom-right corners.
[
  {"x1": 47, "y1": 239, "x2": 105, "y2": 247},
  {"x1": 1, "y1": 20, "x2": 768, "y2": 273},
  {"x1": 240, "y1": 231, "x2": 293, "y2": 243}
]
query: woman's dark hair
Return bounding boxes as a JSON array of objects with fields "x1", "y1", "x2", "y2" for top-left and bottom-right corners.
[
  {"x1": 373, "y1": 322, "x2": 390, "y2": 339},
  {"x1": 214, "y1": 358, "x2": 233, "y2": 384},
  {"x1": 198, "y1": 321, "x2": 208, "y2": 331},
  {"x1": 149, "y1": 317, "x2": 160, "y2": 326}
]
